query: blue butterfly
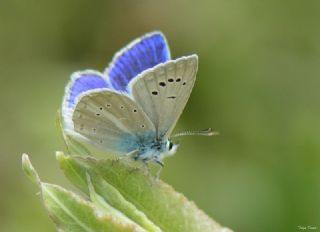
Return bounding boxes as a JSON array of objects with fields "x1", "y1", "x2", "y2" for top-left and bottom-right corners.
[{"x1": 61, "y1": 32, "x2": 214, "y2": 166}]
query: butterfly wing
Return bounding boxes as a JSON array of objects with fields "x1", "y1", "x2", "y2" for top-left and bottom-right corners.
[
  {"x1": 106, "y1": 32, "x2": 171, "y2": 91},
  {"x1": 129, "y1": 55, "x2": 198, "y2": 139},
  {"x1": 61, "y1": 71, "x2": 110, "y2": 134},
  {"x1": 68, "y1": 89, "x2": 156, "y2": 155},
  {"x1": 61, "y1": 32, "x2": 170, "y2": 155}
]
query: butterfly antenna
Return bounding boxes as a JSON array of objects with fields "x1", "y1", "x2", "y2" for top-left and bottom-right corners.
[{"x1": 172, "y1": 128, "x2": 219, "y2": 138}]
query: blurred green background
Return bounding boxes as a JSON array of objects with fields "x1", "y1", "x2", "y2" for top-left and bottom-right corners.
[{"x1": 1, "y1": 0, "x2": 320, "y2": 231}]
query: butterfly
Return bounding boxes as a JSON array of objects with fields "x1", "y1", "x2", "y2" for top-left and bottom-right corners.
[{"x1": 61, "y1": 31, "x2": 215, "y2": 166}]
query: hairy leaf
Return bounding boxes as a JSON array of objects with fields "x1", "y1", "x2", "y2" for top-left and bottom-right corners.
[{"x1": 57, "y1": 152, "x2": 232, "y2": 232}]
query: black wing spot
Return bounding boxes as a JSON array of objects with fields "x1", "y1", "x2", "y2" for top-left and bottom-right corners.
[
  {"x1": 168, "y1": 78, "x2": 174, "y2": 82},
  {"x1": 152, "y1": 91, "x2": 158, "y2": 95},
  {"x1": 106, "y1": 104, "x2": 111, "y2": 108},
  {"x1": 120, "y1": 105, "x2": 124, "y2": 109},
  {"x1": 133, "y1": 109, "x2": 137, "y2": 113},
  {"x1": 141, "y1": 124, "x2": 145, "y2": 128},
  {"x1": 182, "y1": 82, "x2": 187, "y2": 85},
  {"x1": 159, "y1": 82, "x2": 166, "y2": 87},
  {"x1": 167, "y1": 96, "x2": 176, "y2": 99},
  {"x1": 96, "y1": 113, "x2": 100, "y2": 116},
  {"x1": 99, "y1": 107, "x2": 103, "y2": 110},
  {"x1": 176, "y1": 78, "x2": 181, "y2": 82}
]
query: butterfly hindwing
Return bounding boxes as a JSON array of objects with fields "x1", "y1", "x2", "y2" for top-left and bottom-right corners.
[
  {"x1": 71, "y1": 89, "x2": 155, "y2": 155},
  {"x1": 62, "y1": 71, "x2": 111, "y2": 141},
  {"x1": 129, "y1": 55, "x2": 198, "y2": 138}
]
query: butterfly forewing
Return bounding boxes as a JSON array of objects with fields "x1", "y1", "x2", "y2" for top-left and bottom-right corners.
[
  {"x1": 106, "y1": 32, "x2": 170, "y2": 91},
  {"x1": 129, "y1": 55, "x2": 198, "y2": 138},
  {"x1": 72, "y1": 89, "x2": 155, "y2": 154}
]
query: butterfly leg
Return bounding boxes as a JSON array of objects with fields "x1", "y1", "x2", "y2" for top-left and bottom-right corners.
[
  {"x1": 153, "y1": 159, "x2": 164, "y2": 180},
  {"x1": 126, "y1": 149, "x2": 140, "y2": 159},
  {"x1": 142, "y1": 158, "x2": 151, "y2": 173},
  {"x1": 154, "y1": 159, "x2": 164, "y2": 167},
  {"x1": 141, "y1": 158, "x2": 160, "y2": 184},
  {"x1": 118, "y1": 150, "x2": 141, "y2": 171}
]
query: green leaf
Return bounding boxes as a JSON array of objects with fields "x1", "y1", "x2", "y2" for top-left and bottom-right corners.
[
  {"x1": 42, "y1": 183, "x2": 145, "y2": 232},
  {"x1": 86, "y1": 173, "x2": 148, "y2": 231},
  {"x1": 57, "y1": 152, "x2": 232, "y2": 232},
  {"x1": 23, "y1": 152, "x2": 232, "y2": 232},
  {"x1": 22, "y1": 154, "x2": 146, "y2": 232},
  {"x1": 22, "y1": 153, "x2": 41, "y2": 185},
  {"x1": 57, "y1": 152, "x2": 161, "y2": 232}
]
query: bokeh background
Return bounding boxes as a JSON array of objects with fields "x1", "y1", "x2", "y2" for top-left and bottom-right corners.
[{"x1": 1, "y1": 0, "x2": 320, "y2": 231}]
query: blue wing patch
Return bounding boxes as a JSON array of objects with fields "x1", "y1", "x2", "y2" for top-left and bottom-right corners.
[
  {"x1": 65, "y1": 71, "x2": 110, "y2": 108},
  {"x1": 106, "y1": 32, "x2": 171, "y2": 91}
]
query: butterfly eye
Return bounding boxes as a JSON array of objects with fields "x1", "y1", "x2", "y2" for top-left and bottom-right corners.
[
  {"x1": 169, "y1": 142, "x2": 173, "y2": 150},
  {"x1": 167, "y1": 141, "x2": 174, "y2": 150}
]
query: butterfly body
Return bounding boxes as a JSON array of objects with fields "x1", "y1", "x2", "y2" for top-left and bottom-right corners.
[
  {"x1": 126, "y1": 135, "x2": 175, "y2": 162},
  {"x1": 61, "y1": 32, "x2": 209, "y2": 166}
]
